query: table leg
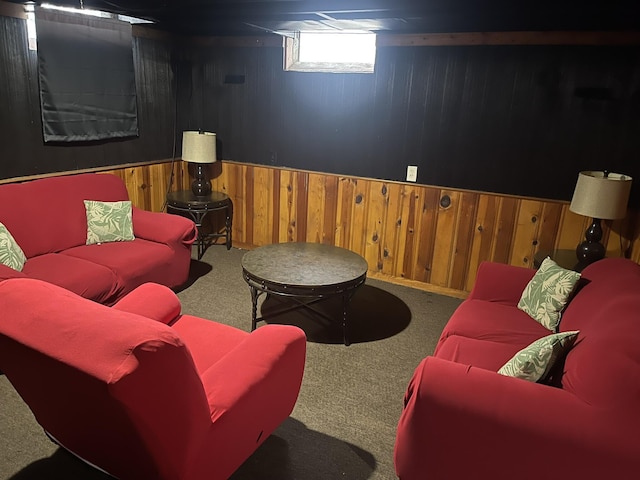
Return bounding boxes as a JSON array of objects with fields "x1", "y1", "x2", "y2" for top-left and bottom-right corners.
[
  {"x1": 250, "y1": 286, "x2": 260, "y2": 331},
  {"x1": 342, "y1": 291, "x2": 352, "y2": 346},
  {"x1": 190, "y1": 210, "x2": 208, "y2": 260},
  {"x1": 225, "y1": 203, "x2": 232, "y2": 250}
]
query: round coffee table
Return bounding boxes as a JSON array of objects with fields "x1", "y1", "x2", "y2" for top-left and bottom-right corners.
[{"x1": 241, "y1": 242, "x2": 368, "y2": 346}]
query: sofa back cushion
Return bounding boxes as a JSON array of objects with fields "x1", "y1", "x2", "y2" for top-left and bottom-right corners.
[
  {"x1": 0, "y1": 173, "x2": 129, "y2": 258},
  {"x1": 559, "y1": 258, "x2": 640, "y2": 410}
]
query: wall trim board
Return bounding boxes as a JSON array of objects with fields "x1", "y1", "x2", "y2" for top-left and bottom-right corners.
[
  {"x1": 377, "y1": 31, "x2": 640, "y2": 47},
  {"x1": 0, "y1": 158, "x2": 175, "y2": 185},
  {"x1": 187, "y1": 31, "x2": 640, "y2": 49},
  {"x1": 0, "y1": 0, "x2": 25, "y2": 19},
  {"x1": 190, "y1": 35, "x2": 282, "y2": 47}
]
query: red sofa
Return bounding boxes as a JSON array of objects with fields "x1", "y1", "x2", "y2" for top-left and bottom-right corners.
[
  {"x1": 0, "y1": 278, "x2": 307, "y2": 479},
  {"x1": 394, "y1": 257, "x2": 640, "y2": 480},
  {"x1": 0, "y1": 173, "x2": 196, "y2": 304}
]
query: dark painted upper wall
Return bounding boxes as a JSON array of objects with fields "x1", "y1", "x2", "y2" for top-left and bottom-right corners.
[
  {"x1": 180, "y1": 42, "x2": 640, "y2": 205},
  {"x1": 0, "y1": 14, "x2": 177, "y2": 179}
]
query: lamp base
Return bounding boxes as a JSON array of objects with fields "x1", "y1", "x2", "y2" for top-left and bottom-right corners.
[
  {"x1": 575, "y1": 217, "x2": 605, "y2": 265},
  {"x1": 191, "y1": 164, "x2": 211, "y2": 198}
]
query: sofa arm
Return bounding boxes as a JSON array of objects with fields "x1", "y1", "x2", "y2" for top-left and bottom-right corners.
[
  {"x1": 132, "y1": 207, "x2": 197, "y2": 248},
  {"x1": 201, "y1": 325, "x2": 306, "y2": 417},
  {"x1": 112, "y1": 283, "x2": 182, "y2": 325},
  {"x1": 395, "y1": 356, "x2": 638, "y2": 480},
  {"x1": 467, "y1": 261, "x2": 536, "y2": 305},
  {"x1": 190, "y1": 324, "x2": 306, "y2": 476}
]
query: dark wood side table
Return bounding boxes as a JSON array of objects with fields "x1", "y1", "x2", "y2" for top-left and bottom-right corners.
[
  {"x1": 166, "y1": 190, "x2": 232, "y2": 260},
  {"x1": 241, "y1": 242, "x2": 368, "y2": 346},
  {"x1": 534, "y1": 249, "x2": 589, "y2": 272}
]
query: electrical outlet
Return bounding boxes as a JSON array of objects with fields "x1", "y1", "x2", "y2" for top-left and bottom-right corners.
[{"x1": 406, "y1": 165, "x2": 418, "y2": 182}]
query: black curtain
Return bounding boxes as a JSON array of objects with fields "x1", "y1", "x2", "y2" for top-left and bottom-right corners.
[{"x1": 35, "y1": 8, "x2": 138, "y2": 143}]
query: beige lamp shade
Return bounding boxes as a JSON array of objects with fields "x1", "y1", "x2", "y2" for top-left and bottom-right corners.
[
  {"x1": 182, "y1": 131, "x2": 217, "y2": 164},
  {"x1": 569, "y1": 171, "x2": 632, "y2": 220}
]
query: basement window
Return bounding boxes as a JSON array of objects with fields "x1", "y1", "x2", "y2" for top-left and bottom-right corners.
[{"x1": 284, "y1": 32, "x2": 376, "y2": 74}]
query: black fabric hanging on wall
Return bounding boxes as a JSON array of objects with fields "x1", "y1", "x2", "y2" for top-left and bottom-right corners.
[{"x1": 35, "y1": 8, "x2": 138, "y2": 143}]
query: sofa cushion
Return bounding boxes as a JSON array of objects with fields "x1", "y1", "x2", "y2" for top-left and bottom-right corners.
[
  {"x1": 434, "y1": 299, "x2": 551, "y2": 357},
  {"x1": 22, "y1": 254, "x2": 120, "y2": 304},
  {"x1": 84, "y1": 200, "x2": 135, "y2": 245},
  {"x1": 0, "y1": 222, "x2": 27, "y2": 271},
  {"x1": 517, "y1": 257, "x2": 581, "y2": 331},
  {"x1": 498, "y1": 330, "x2": 579, "y2": 382},
  {"x1": 436, "y1": 335, "x2": 523, "y2": 372},
  {"x1": 61, "y1": 239, "x2": 177, "y2": 298}
]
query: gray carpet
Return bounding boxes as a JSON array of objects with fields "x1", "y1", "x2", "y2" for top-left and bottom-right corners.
[{"x1": 0, "y1": 246, "x2": 463, "y2": 479}]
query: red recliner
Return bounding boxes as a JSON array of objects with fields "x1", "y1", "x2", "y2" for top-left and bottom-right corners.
[{"x1": 0, "y1": 278, "x2": 306, "y2": 479}]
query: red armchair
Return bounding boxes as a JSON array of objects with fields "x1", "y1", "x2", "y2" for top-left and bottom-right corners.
[
  {"x1": 394, "y1": 258, "x2": 640, "y2": 480},
  {"x1": 0, "y1": 278, "x2": 306, "y2": 480}
]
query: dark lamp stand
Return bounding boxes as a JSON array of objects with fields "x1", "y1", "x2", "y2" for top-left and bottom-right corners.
[
  {"x1": 191, "y1": 164, "x2": 212, "y2": 197},
  {"x1": 575, "y1": 218, "x2": 606, "y2": 265}
]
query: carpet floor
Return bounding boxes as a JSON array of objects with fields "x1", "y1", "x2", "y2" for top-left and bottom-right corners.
[{"x1": 0, "y1": 245, "x2": 462, "y2": 479}]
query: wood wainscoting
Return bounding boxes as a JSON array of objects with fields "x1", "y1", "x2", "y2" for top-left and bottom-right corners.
[{"x1": 103, "y1": 160, "x2": 640, "y2": 297}]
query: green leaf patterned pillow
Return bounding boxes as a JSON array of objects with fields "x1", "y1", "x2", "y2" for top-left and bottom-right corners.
[
  {"x1": 84, "y1": 200, "x2": 135, "y2": 245},
  {"x1": 517, "y1": 257, "x2": 581, "y2": 331},
  {"x1": 0, "y1": 221, "x2": 27, "y2": 271},
  {"x1": 498, "y1": 330, "x2": 579, "y2": 383}
]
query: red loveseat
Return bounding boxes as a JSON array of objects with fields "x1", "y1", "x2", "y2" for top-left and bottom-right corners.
[
  {"x1": 394, "y1": 257, "x2": 640, "y2": 480},
  {"x1": 0, "y1": 278, "x2": 307, "y2": 479},
  {"x1": 0, "y1": 173, "x2": 196, "y2": 304}
]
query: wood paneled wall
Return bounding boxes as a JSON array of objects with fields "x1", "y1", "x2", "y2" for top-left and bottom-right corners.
[{"x1": 102, "y1": 160, "x2": 640, "y2": 298}]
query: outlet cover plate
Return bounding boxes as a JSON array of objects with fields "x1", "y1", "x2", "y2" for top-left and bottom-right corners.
[{"x1": 406, "y1": 165, "x2": 418, "y2": 182}]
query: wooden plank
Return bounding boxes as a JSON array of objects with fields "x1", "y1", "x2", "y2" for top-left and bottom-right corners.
[
  {"x1": 278, "y1": 169, "x2": 297, "y2": 243},
  {"x1": 509, "y1": 199, "x2": 542, "y2": 268},
  {"x1": 449, "y1": 191, "x2": 478, "y2": 291},
  {"x1": 413, "y1": 187, "x2": 440, "y2": 284},
  {"x1": 430, "y1": 190, "x2": 460, "y2": 287},
  {"x1": 251, "y1": 166, "x2": 274, "y2": 246},
  {"x1": 492, "y1": 197, "x2": 518, "y2": 264},
  {"x1": 363, "y1": 180, "x2": 388, "y2": 272},
  {"x1": 349, "y1": 179, "x2": 367, "y2": 257},
  {"x1": 243, "y1": 165, "x2": 254, "y2": 246},
  {"x1": 381, "y1": 182, "x2": 403, "y2": 276},
  {"x1": 323, "y1": 175, "x2": 339, "y2": 245},
  {"x1": 148, "y1": 163, "x2": 169, "y2": 212},
  {"x1": 466, "y1": 194, "x2": 499, "y2": 291},
  {"x1": 336, "y1": 177, "x2": 355, "y2": 250},
  {"x1": 377, "y1": 31, "x2": 640, "y2": 48},
  {"x1": 306, "y1": 173, "x2": 326, "y2": 244},
  {"x1": 399, "y1": 186, "x2": 419, "y2": 280},
  {"x1": 271, "y1": 169, "x2": 281, "y2": 244},
  {"x1": 190, "y1": 35, "x2": 282, "y2": 48},
  {"x1": 535, "y1": 202, "x2": 564, "y2": 253},
  {"x1": 295, "y1": 171, "x2": 309, "y2": 243}
]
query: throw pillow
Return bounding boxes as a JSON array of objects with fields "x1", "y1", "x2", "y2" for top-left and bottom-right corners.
[
  {"x1": 498, "y1": 330, "x2": 579, "y2": 383},
  {"x1": 517, "y1": 256, "x2": 581, "y2": 331},
  {"x1": 84, "y1": 200, "x2": 135, "y2": 245},
  {"x1": 0, "y1": 221, "x2": 27, "y2": 271}
]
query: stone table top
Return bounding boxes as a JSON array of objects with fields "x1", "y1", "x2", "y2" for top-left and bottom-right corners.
[{"x1": 241, "y1": 242, "x2": 368, "y2": 288}]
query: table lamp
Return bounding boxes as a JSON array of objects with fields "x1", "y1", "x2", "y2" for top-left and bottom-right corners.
[
  {"x1": 182, "y1": 131, "x2": 217, "y2": 197},
  {"x1": 569, "y1": 170, "x2": 632, "y2": 265}
]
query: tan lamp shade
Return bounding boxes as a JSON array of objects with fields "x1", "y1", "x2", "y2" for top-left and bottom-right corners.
[
  {"x1": 182, "y1": 131, "x2": 217, "y2": 164},
  {"x1": 569, "y1": 171, "x2": 632, "y2": 220}
]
